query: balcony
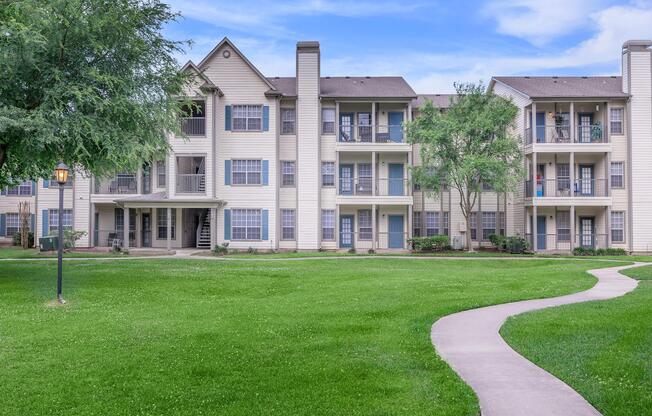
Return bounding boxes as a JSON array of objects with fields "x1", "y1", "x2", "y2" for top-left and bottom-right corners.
[
  {"x1": 338, "y1": 177, "x2": 410, "y2": 197},
  {"x1": 526, "y1": 178, "x2": 608, "y2": 198},
  {"x1": 94, "y1": 174, "x2": 138, "y2": 194},
  {"x1": 176, "y1": 174, "x2": 206, "y2": 194},
  {"x1": 526, "y1": 124, "x2": 606, "y2": 145},
  {"x1": 338, "y1": 124, "x2": 405, "y2": 144},
  {"x1": 94, "y1": 229, "x2": 136, "y2": 248},
  {"x1": 180, "y1": 117, "x2": 206, "y2": 136}
]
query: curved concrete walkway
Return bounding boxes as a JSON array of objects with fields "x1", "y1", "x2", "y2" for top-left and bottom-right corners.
[{"x1": 431, "y1": 262, "x2": 646, "y2": 416}]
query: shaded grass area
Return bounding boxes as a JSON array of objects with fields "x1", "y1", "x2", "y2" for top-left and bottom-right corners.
[
  {"x1": 0, "y1": 258, "x2": 611, "y2": 415},
  {"x1": 0, "y1": 247, "x2": 125, "y2": 258},
  {"x1": 502, "y1": 264, "x2": 652, "y2": 416}
]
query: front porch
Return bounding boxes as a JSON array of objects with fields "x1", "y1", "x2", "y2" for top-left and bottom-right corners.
[{"x1": 337, "y1": 205, "x2": 412, "y2": 251}]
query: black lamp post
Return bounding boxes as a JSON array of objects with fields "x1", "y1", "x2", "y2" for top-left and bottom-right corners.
[{"x1": 54, "y1": 162, "x2": 70, "y2": 304}]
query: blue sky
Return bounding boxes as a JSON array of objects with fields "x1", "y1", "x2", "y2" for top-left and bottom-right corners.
[{"x1": 164, "y1": 0, "x2": 652, "y2": 93}]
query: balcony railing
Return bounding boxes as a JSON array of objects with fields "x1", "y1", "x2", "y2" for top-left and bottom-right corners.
[
  {"x1": 525, "y1": 234, "x2": 572, "y2": 251},
  {"x1": 94, "y1": 174, "x2": 138, "y2": 194},
  {"x1": 338, "y1": 230, "x2": 409, "y2": 250},
  {"x1": 94, "y1": 229, "x2": 136, "y2": 248},
  {"x1": 338, "y1": 124, "x2": 405, "y2": 143},
  {"x1": 180, "y1": 117, "x2": 206, "y2": 136},
  {"x1": 576, "y1": 233, "x2": 608, "y2": 249},
  {"x1": 339, "y1": 178, "x2": 410, "y2": 196},
  {"x1": 525, "y1": 124, "x2": 606, "y2": 145},
  {"x1": 176, "y1": 174, "x2": 206, "y2": 194},
  {"x1": 526, "y1": 178, "x2": 608, "y2": 198}
]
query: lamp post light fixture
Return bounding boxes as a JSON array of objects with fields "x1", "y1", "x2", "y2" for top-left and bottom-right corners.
[{"x1": 54, "y1": 162, "x2": 70, "y2": 304}]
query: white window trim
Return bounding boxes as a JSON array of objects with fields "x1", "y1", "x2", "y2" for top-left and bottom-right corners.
[
  {"x1": 609, "y1": 107, "x2": 625, "y2": 135},
  {"x1": 230, "y1": 208, "x2": 263, "y2": 241},
  {"x1": 610, "y1": 161, "x2": 625, "y2": 189},
  {"x1": 611, "y1": 211, "x2": 625, "y2": 243},
  {"x1": 231, "y1": 159, "x2": 263, "y2": 186},
  {"x1": 280, "y1": 108, "x2": 295, "y2": 135},
  {"x1": 280, "y1": 161, "x2": 296, "y2": 187},
  {"x1": 232, "y1": 104, "x2": 263, "y2": 132}
]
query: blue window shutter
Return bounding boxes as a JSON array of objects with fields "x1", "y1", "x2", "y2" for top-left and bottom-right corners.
[
  {"x1": 43, "y1": 179, "x2": 49, "y2": 188},
  {"x1": 263, "y1": 106, "x2": 269, "y2": 131},
  {"x1": 225, "y1": 160, "x2": 232, "y2": 185},
  {"x1": 42, "y1": 210, "x2": 48, "y2": 236},
  {"x1": 224, "y1": 209, "x2": 231, "y2": 240},
  {"x1": 0, "y1": 214, "x2": 5, "y2": 236},
  {"x1": 31, "y1": 181, "x2": 37, "y2": 195},
  {"x1": 31, "y1": 214, "x2": 35, "y2": 232},
  {"x1": 262, "y1": 209, "x2": 269, "y2": 240},
  {"x1": 225, "y1": 106, "x2": 232, "y2": 131},
  {"x1": 262, "y1": 160, "x2": 269, "y2": 185}
]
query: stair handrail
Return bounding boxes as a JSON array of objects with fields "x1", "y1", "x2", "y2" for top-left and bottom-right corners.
[{"x1": 196, "y1": 209, "x2": 207, "y2": 248}]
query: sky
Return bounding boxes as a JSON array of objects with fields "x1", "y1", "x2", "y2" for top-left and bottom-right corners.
[{"x1": 164, "y1": 0, "x2": 652, "y2": 93}]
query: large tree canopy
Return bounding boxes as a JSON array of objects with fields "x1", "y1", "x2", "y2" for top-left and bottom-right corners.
[
  {"x1": 407, "y1": 83, "x2": 523, "y2": 251},
  {"x1": 0, "y1": 0, "x2": 189, "y2": 185}
]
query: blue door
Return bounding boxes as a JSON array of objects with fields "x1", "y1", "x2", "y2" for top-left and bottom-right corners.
[
  {"x1": 388, "y1": 163, "x2": 404, "y2": 196},
  {"x1": 388, "y1": 112, "x2": 404, "y2": 142},
  {"x1": 339, "y1": 164, "x2": 353, "y2": 195},
  {"x1": 537, "y1": 216, "x2": 546, "y2": 250},
  {"x1": 388, "y1": 215, "x2": 404, "y2": 249},
  {"x1": 339, "y1": 113, "x2": 354, "y2": 142},
  {"x1": 536, "y1": 112, "x2": 546, "y2": 143},
  {"x1": 340, "y1": 215, "x2": 354, "y2": 248}
]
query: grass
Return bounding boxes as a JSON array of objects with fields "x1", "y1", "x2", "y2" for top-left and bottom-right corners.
[
  {"x1": 0, "y1": 257, "x2": 616, "y2": 415},
  {"x1": 0, "y1": 247, "x2": 126, "y2": 258},
  {"x1": 502, "y1": 263, "x2": 652, "y2": 416}
]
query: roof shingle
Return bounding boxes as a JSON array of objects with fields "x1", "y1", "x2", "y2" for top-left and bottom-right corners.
[
  {"x1": 492, "y1": 76, "x2": 628, "y2": 99},
  {"x1": 267, "y1": 76, "x2": 416, "y2": 99}
]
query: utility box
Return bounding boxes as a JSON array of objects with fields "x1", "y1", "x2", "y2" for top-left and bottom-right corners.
[{"x1": 39, "y1": 236, "x2": 58, "y2": 252}]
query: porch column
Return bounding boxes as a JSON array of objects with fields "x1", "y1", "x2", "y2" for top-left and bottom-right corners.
[
  {"x1": 335, "y1": 102, "x2": 340, "y2": 141},
  {"x1": 569, "y1": 152, "x2": 575, "y2": 198},
  {"x1": 335, "y1": 151, "x2": 340, "y2": 195},
  {"x1": 570, "y1": 205, "x2": 576, "y2": 251},
  {"x1": 371, "y1": 151, "x2": 376, "y2": 196},
  {"x1": 606, "y1": 206, "x2": 611, "y2": 248},
  {"x1": 570, "y1": 102, "x2": 575, "y2": 142},
  {"x1": 210, "y1": 208, "x2": 217, "y2": 249},
  {"x1": 335, "y1": 205, "x2": 340, "y2": 249},
  {"x1": 531, "y1": 102, "x2": 537, "y2": 143},
  {"x1": 166, "y1": 207, "x2": 172, "y2": 251},
  {"x1": 135, "y1": 208, "x2": 142, "y2": 248},
  {"x1": 605, "y1": 151, "x2": 610, "y2": 197},
  {"x1": 532, "y1": 151, "x2": 537, "y2": 197},
  {"x1": 407, "y1": 150, "x2": 413, "y2": 196},
  {"x1": 532, "y1": 205, "x2": 538, "y2": 251},
  {"x1": 123, "y1": 207, "x2": 130, "y2": 251},
  {"x1": 371, "y1": 102, "x2": 376, "y2": 143},
  {"x1": 407, "y1": 205, "x2": 413, "y2": 242},
  {"x1": 371, "y1": 204, "x2": 377, "y2": 251},
  {"x1": 136, "y1": 167, "x2": 142, "y2": 194}
]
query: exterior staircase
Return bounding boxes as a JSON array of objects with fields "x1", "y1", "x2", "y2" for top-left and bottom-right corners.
[{"x1": 196, "y1": 210, "x2": 211, "y2": 249}]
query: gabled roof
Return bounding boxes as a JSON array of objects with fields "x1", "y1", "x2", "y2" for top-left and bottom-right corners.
[
  {"x1": 180, "y1": 61, "x2": 223, "y2": 95},
  {"x1": 267, "y1": 76, "x2": 416, "y2": 99},
  {"x1": 412, "y1": 94, "x2": 458, "y2": 109},
  {"x1": 197, "y1": 37, "x2": 278, "y2": 93},
  {"x1": 491, "y1": 76, "x2": 628, "y2": 99}
]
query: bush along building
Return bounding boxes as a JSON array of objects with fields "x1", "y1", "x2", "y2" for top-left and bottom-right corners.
[{"x1": 1, "y1": 39, "x2": 651, "y2": 253}]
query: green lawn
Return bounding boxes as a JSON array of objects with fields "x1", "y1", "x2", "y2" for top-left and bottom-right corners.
[
  {"x1": 0, "y1": 258, "x2": 618, "y2": 415},
  {"x1": 0, "y1": 247, "x2": 125, "y2": 259},
  {"x1": 502, "y1": 264, "x2": 652, "y2": 416}
]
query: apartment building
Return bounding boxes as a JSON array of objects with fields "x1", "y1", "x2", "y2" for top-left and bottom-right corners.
[{"x1": 1, "y1": 38, "x2": 651, "y2": 253}]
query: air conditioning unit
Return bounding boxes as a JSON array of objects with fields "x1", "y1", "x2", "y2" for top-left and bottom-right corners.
[{"x1": 452, "y1": 236, "x2": 465, "y2": 250}]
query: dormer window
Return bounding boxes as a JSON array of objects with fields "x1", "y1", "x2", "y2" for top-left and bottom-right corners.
[{"x1": 180, "y1": 100, "x2": 206, "y2": 136}]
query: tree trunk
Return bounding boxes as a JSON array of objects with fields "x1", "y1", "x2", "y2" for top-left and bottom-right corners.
[
  {"x1": 465, "y1": 214, "x2": 474, "y2": 252},
  {"x1": 0, "y1": 144, "x2": 6, "y2": 172}
]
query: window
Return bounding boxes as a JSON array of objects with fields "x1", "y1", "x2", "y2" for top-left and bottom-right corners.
[
  {"x1": 357, "y1": 163, "x2": 372, "y2": 194},
  {"x1": 157, "y1": 208, "x2": 176, "y2": 239},
  {"x1": 5, "y1": 213, "x2": 20, "y2": 236},
  {"x1": 470, "y1": 213, "x2": 477, "y2": 241},
  {"x1": 482, "y1": 212, "x2": 496, "y2": 241},
  {"x1": 556, "y1": 211, "x2": 570, "y2": 241},
  {"x1": 281, "y1": 209, "x2": 295, "y2": 240},
  {"x1": 426, "y1": 212, "x2": 438, "y2": 236},
  {"x1": 115, "y1": 209, "x2": 124, "y2": 232},
  {"x1": 232, "y1": 160, "x2": 262, "y2": 185},
  {"x1": 281, "y1": 108, "x2": 295, "y2": 134},
  {"x1": 413, "y1": 211, "x2": 421, "y2": 237},
  {"x1": 498, "y1": 212, "x2": 505, "y2": 236},
  {"x1": 610, "y1": 108, "x2": 624, "y2": 135},
  {"x1": 281, "y1": 161, "x2": 295, "y2": 187},
  {"x1": 232, "y1": 209, "x2": 261, "y2": 240},
  {"x1": 322, "y1": 162, "x2": 335, "y2": 187},
  {"x1": 358, "y1": 210, "x2": 372, "y2": 240},
  {"x1": 322, "y1": 210, "x2": 335, "y2": 240},
  {"x1": 611, "y1": 162, "x2": 624, "y2": 188},
  {"x1": 322, "y1": 108, "x2": 335, "y2": 134},
  {"x1": 157, "y1": 160, "x2": 166, "y2": 188},
  {"x1": 611, "y1": 211, "x2": 625, "y2": 242},
  {"x1": 6, "y1": 181, "x2": 32, "y2": 196},
  {"x1": 232, "y1": 105, "x2": 262, "y2": 131},
  {"x1": 49, "y1": 209, "x2": 73, "y2": 233},
  {"x1": 442, "y1": 212, "x2": 450, "y2": 236},
  {"x1": 482, "y1": 182, "x2": 493, "y2": 191}
]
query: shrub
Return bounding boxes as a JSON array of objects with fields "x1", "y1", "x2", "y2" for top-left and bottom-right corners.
[
  {"x1": 12, "y1": 231, "x2": 34, "y2": 248},
  {"x1": 408, "y1": 235, "x2": 451, "y2": 252},
  {"x1": 489, "y1": 234, "x2": 507, "y2": 251},
  {"x1": 247, "y1": 246, "x2": 258, "y2": 255},
  {"x1": 367, "y1": 249, "x2": 376, "y2": 254},
  {"x1": 573, "y1": 247, "x2": 596, "y2": 256},
  {"x1": 49, "y1": 229, "x2": 87, "y2": 249},
  {"x1": 213, "y1": 242, "x2": 229, "y2": 256},
  {"x1": 504, "y1": 236, "x2": 529, "y2": 254},
  {"x1": 347, "y1": 248, "x2": 356, "y2": 254},
  {"x1": 573, "y1": 247, "x2": 627, "y2": 256}
]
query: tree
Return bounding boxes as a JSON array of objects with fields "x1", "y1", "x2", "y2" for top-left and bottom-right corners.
[
  {"x1": 0, "y1": 0, "x2": 190, "y2": 186},
  {"x1": 18, "y1": 200, "x2": 30, "y2": 248},
  {"x1": 407, "y1": 83, "x2": 523, "y2": 251}
]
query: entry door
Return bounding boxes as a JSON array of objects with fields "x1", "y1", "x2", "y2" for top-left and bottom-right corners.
[
  {"x1": 580, "y1": 217, "x2": 595, "y2": 248},
  {"x1": 339, "y1": 113, "x2": 354, "y2": 142},
  {"x1": 578, "y1": 113, "x2": 593, "y2": 143},
  {"x1": 339, "y1": 164, "x2": 354, "y2": 195},
  {"x1": 142, "y1": 213, "x2": 152, "y2": 248},
  {"x1": 388, "y1": 215, "x2": 404, "y2": 249},
  {"x1": 388, "y1": 112, "x2": 404, "y2": 142},
  {"x1": 537, "y1": 216, "x2": 547, "y2": 250},
  {"x1": 388, "y1": 163, "x2": 404, "y2": 196},
  {"x1": 340, "y1": 215, "x2": 354, "y2": 248},
  {"x1": 579, "y1": 165, "x2": 594, "y2": 196},
  {"x1": 536, "y1": 112, "x2": 546, "y2": 142}
]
